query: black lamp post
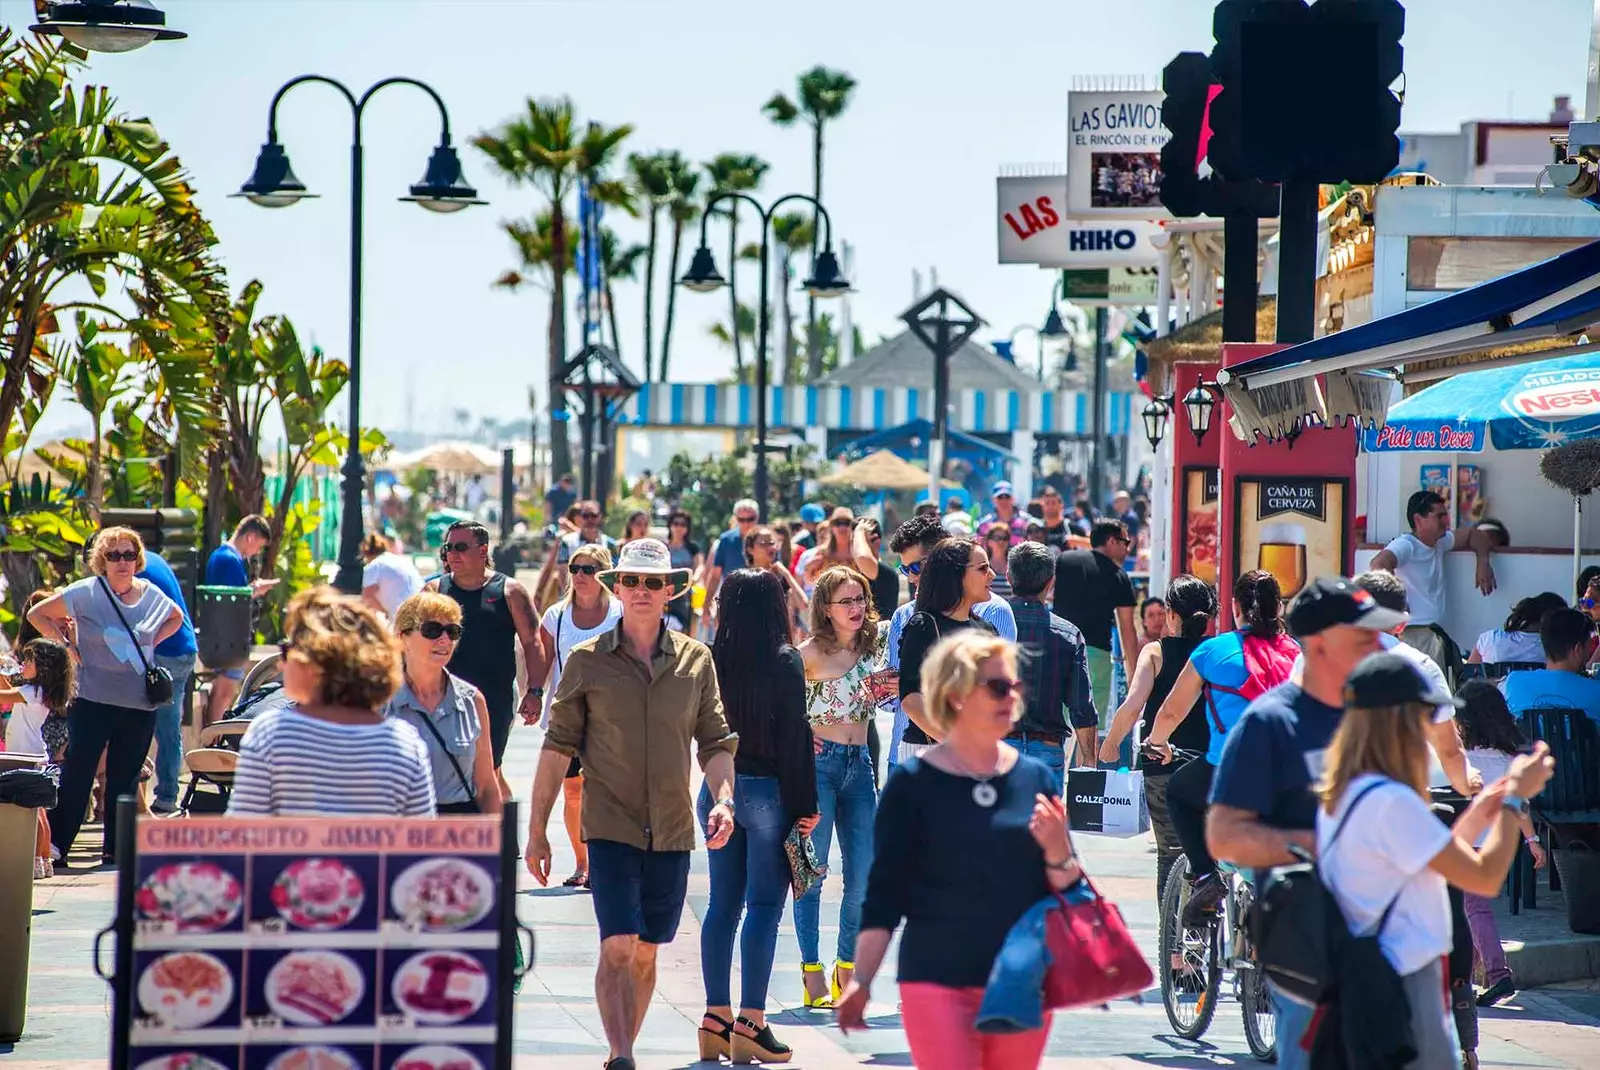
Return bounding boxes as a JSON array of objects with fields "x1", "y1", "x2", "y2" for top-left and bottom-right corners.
[
  {"x1": 30, "y1": 0, "x2": 185, "y2": 52},
  {"x1": 681, "y1": 193, "x2": 849, "y2": 520},
  {"x1": 1141, "y1": 395, "x2": 1173, "y2": 450},
  {"x1": 235, "y1": 75, "x2": 484, "y2": 594},
  {"x1": 1183, "y1": 382, "x2": 1220, "y2": 444}
]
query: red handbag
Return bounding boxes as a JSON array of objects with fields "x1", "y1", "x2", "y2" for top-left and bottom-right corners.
[{"x1": 1042, "y1": 878, "x2": 1154, "y2": 1011}]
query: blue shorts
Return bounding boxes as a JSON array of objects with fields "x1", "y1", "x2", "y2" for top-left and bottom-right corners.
[{"x1": 586, "y1": 839, "x2": 691, "y2": 944}]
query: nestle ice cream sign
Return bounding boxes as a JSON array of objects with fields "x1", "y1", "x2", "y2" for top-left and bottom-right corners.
[{"x1": 1505, "y1": 368, "x2": 1600, "y2": 419}]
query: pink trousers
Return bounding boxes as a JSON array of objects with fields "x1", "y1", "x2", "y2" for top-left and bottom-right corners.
[{"x1": 899, "y1": 982, "x2": 1052, "y2": 1070}]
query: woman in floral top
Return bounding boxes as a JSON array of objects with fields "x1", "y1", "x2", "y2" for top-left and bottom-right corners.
[{"x1": 792, "y1": 566, "x2": 898, "y2": 1008}]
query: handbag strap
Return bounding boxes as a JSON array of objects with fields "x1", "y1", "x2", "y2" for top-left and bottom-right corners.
[
  {"x1": 408, "y1": 680, "x2": 476, "y2": 804},
  {"x1": 554, "y1": 606, "x2": 568, "y2": 673},
  {"x1": 97, "y1": 576, "x2": 153, "y2": 675}
]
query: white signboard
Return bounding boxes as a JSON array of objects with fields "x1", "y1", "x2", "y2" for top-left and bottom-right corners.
[
  {"x1": 998, "y1": 177, "x2": 1161, "y2": 268},
  {"x1": 1061, "y1": 267, "x2": 1161, "y2": 306},
  {"x1": 1068, "y1": 89, "x2": 1171, "y2": 220}
]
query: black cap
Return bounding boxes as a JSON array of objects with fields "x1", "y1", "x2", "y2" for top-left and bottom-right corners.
[
  {"x1": 1287, "y1": 576, "x2": 1409, "y2": 638},
  {"x1": 1345, "y1": 650, "x2": 1462, "y2": 709}
]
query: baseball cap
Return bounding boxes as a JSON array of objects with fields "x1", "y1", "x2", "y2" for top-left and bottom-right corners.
[
  {"x1": 800, "y1": 503, "x2": 826, "y2": 523},
  {"x1": 992, "y1": 480, "x2": 1015, "y2": 498},
  {"x1": 1287, "y1": 576, "x2": 1408, "y2": 638},
  {"x1": 1346, "y1": 650, "x2": 1462, "y2": 709}
]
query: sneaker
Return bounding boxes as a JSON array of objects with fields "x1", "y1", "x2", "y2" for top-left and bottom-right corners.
[
  {"x1": 32, "y1": 858, "x2": 46, "y2": 880},
  {"x1": 1181, "y1": 872, "x2": 1227, "y2": 928},
  {"x1": 42, "y1": 858, "x2": 53, "y2": 879},
  {"x1": 1476, "y1": 977, "x2": 1515, "y2": 1007},
  {"x1": 151, "y1": 801, "x2": 179, "y2": 816}
]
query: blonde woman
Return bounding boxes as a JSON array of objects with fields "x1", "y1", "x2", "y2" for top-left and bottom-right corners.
[
  {"x1": 31, "y1": 527, "x2": 184, "y2": 865},
  {"x1": 228, "y1": 588, "x2": 434, "y2": 816},
  {"x1": 1313, "y1": 651, "x2": 1554, "y2": 1069},
  {"x1": 793, "y1": 566, "x2": 894, "y2": 1007},
  {"x1": 839, "y1": 631, "x2": 1084, "y2": 1070},
  {"x1": 524, "y1": 543, "x2": 622, "y2": 888},
  {"x1": 385, "y1": 592, "x2": 503, "y2": 815}
]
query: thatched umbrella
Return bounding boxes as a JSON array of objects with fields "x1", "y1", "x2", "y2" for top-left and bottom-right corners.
[
  {"x1": 820, "y1": 450, "x2": 959, "y2": 493},
  {"x1": 1539, "y1": 438, "x2": 1600, "y2": 591}
]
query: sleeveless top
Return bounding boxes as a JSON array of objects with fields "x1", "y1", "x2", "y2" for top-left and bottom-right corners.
[
  {"x1": 1139, "y1": 635, "x2": 1207, "y2": 775},
  {"x1": 805, "y1": 640, "x2": 884, "y2": 728},
  {"x1": 439, "y1": 572, "x2": 516, "y2": 715}
]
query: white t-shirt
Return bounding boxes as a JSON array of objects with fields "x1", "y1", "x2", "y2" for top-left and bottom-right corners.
[
  {"x1": 1317, "y1": 773, "x2": 1453, "y2": 976},
  {"x1": 1472, "y1": 629, "x2": 1543, "y2": 665},
  {"x1": 362, "y1": 553, "x2": 424, "y2": 618},
  {"x1": 1293, "y1": 632, "x2": 1455, "y2": 724},
  {"x1": 539, "y1": 599, "x2": 623, "y2": 725},
  {"x1": 1382, "y1": 531, "x2": 1453, "y2": 626},
  {"x1": 1465, "y1": 748, "x2": 1515, "y2": 848},
  {"x1": 3, "y1": 684, "x2": 48, "y2": 755}
]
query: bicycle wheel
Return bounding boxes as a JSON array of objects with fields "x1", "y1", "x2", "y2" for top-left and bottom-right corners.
[
  {"x1": 1236, "y1": 886, "x2": 1277, "y2": 1062},
  {"x1": 1159, "y1": 855, "x2": 1221, "y2": 1040}
]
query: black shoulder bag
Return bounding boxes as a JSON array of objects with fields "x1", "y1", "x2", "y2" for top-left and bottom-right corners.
[
  {"x1": 410, "y1": 688, "x2": 477, "y2": 807},
  {"x1": 99, "y1": 576, "x2": 174, "y2": 706}
]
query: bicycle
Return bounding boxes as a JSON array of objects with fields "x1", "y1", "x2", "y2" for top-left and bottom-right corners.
[{"x1": 1155, "y1": 750, "x2": 1275, "y2": 1061}]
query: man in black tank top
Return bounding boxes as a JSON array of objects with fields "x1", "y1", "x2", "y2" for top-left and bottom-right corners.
[{"x1": 427, "y1": 522, "x2": 541, "y2": 789}]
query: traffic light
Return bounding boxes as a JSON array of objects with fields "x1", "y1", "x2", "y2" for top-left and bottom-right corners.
[{"x1": 1160, "y1": 49, "x2": 1281, "y2": 219}]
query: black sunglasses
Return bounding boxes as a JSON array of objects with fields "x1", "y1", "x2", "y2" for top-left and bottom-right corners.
[
  {"x1": 579, "y1": 511, "x2": 602, "y2": 520},
  {"x1": 441, "y1": 540, "x2": 483, "y2": 554},
  {"x1": 978, "y1": 676, "x2": 1023, "y2": 699},
  {"x1": 569, "y1": 562, "x2": 602, "y2": 576},
  {"x1": 104, "y1": 549, "x2": 139, "y2": 563},
  {"x1": 831, "y1": 519, "x2": 853, "y2": 528},
  {"x1": 410, "y1": 621, "x2": 463, "y2": 641},
  {"x1": 617, "y1": 575, "x2": 668, "y2": 591}
]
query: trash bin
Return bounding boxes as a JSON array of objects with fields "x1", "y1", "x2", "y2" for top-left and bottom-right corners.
[
  {"x1": 0, "y1": 756, "x2": 51, "y2": 1041},
  {"x1": 196, "y1": 585, "x2": 253, "y2": 670},
  {"x1": 1554, "y1": 845, "x2": 1600, "y2": 935}
]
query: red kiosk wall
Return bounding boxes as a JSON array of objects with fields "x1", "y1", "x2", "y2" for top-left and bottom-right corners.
[
  {"x1": 1169, "y1": 362, "x2": 1223, "y2": 593},
  {"x1": 1217, "y1": 343, "x2": 1357, "y2": 630}
]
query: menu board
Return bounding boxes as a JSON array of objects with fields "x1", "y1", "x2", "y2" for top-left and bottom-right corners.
[{"x1": 112, "y1": 812, "x2": 516, "y2": 1070}]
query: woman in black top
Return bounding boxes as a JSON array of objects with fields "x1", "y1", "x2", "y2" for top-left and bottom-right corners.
[
  {"x1": 1098, "y1": 574, "x2": 1217, "y2": 897},
  {"x1": 697, "y1": 569, "x2": 819, "y2": 1064},
  {"x1": 839, "y1": 630, "x2": 1086, "y2": 1069},
  {"x1": 897, "y1": 537, "x2": 997, "y2": 758}
]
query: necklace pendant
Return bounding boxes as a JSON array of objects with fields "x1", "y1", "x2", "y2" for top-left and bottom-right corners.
[{"x1": 972, "y1": 781, "x2": 998, "y2": 808}]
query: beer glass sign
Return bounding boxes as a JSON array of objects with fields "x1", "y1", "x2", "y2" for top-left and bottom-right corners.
[
  {"x1": 1232, "y1": 477, "x2": 1348, "y2": 598},
  {"x1": 1257, "y1": 521, "x2": 1308, "y2": 596}
]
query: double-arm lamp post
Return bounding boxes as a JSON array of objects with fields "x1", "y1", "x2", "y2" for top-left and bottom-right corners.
[
  {"x1": 234, "y1": 76, "x2": 485, "y2": 594},
  {"x1": 680, "y1": 193, "x2": 850, "y2": 521}
]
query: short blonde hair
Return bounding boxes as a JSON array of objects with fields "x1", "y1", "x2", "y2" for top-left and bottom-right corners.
[
  {"x1": 89, "y1": 526, "x2": 146, "y2": 575},
  {"x1": 393, "y1": 590, "x2": 463, "y2": 635},
  {"x1": 282, "y1": 587, "x2": 402, "y2": 710},
  {"x1": 921, "y1": 631, "x2": 1019, "y2": 735}
]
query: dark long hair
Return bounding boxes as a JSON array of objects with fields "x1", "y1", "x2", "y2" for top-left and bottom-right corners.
[
  {"x1": 711, "y1": 569, "x2": 793, "y2": 756},
  {"x1": 914, "y1": 537, "x2": 979, "y2": 616},
  {"x1": 1166, "y1": 574, "x2": 1218, "y2": 642},
  {"x1": 1505, "y1": 591, "x2": 1567, "y2": 633},
  {"x1": 1233, "y1": 569, "x2": 1284, "y2": 639},
  {"x1": 20, "y1": 638, "x2": 75, "y2": 714},
  {"x1": 1455, "y1": 679, "x2": 1524, "y2": 754}
]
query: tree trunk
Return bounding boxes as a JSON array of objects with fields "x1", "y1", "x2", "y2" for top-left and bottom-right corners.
[
  {"x1": 605, "y1": 280, "x2": 625, "y2": 371},
  {"x1": 805, "y1": 122, "x2": 825, "y2": 379},
  {"x1": 728, "y1": 213, "x2": 743, "y2": 378},
  {"x1": 779, "y1": 251, "x2": 797, "y2": 386},
  {"x1": 203, "y1": 444, "x2": 227, "y2": 560},
  {"x1": 641, "y1": 206, "x2": 658, "y2": 382},
  {"x1": 548, "y1": 202, "x2": 573, "y2": 482},
  {"x1": 660, "y1": 216, "x2": 686, "y2": 381},
  {"x1": 85, "y1": 413, "x2": 104, "y2": 523}
]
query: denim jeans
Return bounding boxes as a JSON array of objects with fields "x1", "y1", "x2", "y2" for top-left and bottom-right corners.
[
  {"x1": 1011, "y1": 736, "x2": 1065, "y2": 794},
  {"x1": 793, "y1": 741, "x2": 876, "y2": 965},
  {"x1": 1269, "y1": 982, "x2": 1317, "y2": 1070},
  {"x1": 697, "y1": 775, "x2": 792, "y2": 1011},
  {"x1": 151, "y1": 653, "x2": 194, "y2": 808}
]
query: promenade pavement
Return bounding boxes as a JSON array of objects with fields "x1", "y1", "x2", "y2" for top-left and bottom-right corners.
[{"x1": 15, "y1": 708, "x2": 1600, "y2": 1068}]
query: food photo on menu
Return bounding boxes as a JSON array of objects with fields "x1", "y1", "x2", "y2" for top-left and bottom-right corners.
[
  {"x1": 254, "y1": 856, "x2": 379, "y2": 933},
  {"x1": 246, "y1": 949, "x2": 377, "y2": 1030},
  {"x1": 135, "y1": 859, "x2": 247, "y2": 935},
  {"x1": 386, "y1": 857, "x2": 497, "y2": 933},
  {"x1": 383, "y1": 949, "x2": 496, "y2": 1028},
  {"x1": 244, "y1": 1045, "x2": 372, "y2": 1070},
  {"x1": 134, "y1": 948, "x2": 243, "y2": 1034},
  {"x1": 379, "y1": 1044, "x2": 493, "y2": 1070},
  {"x1": 133, "y1": 1049, "x2": 238, "y2": 1069}
]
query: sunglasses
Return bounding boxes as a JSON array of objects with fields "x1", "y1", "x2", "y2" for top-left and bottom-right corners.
[
  {"x1": 569, "y1": 562, "x2": 602, "y2": 576},
  {"x1": 1584, "y1": 597, "x2": 1598, "y2": 610},
  {"x1": 972, "y1": 559, "x2": 994, "y2": 573},
  {"x1": 104, "y1": 549, "x2": 139, "y2": 563},
  {"x1": 735, "y1": 514, "x2": 758, "y2": 524},
  {"x1": 579, "y1": 511, "x2": 601, "y2": 520},
  {"x1": 897, "y1": 560, "x2": 924, "y2": 577},
  {"x1": 411, "y1": 621, "x2": 463, "y2": 641},
  {"x1": 441, "y1": 540, "x2": 483, "y2": 554},
  {"x1": 978, "y1": 676, "x2": 1024, "y2": 700},
  {"x1": 617, "y1": 575, "x2": 669, "y2": 591},
  {"x1": 831, "y1": 519, "x2": 853, "y2": 528},
  {"x1": 828, "y1": 595, "x2": 868, "y2": 609}
]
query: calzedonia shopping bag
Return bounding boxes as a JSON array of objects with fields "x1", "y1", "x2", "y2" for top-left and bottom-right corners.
[{"x1": 1065, "y1": 769, "x2": 1149, "y2": 838}]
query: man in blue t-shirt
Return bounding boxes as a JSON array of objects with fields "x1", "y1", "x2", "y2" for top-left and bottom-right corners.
[
  {"x1": 203, "y1": 515, "x2": 278, "y2": 723},
  {"x1": 1504, "y1": 607, "x2": 1600, "y2": 721},
  {"x1": 698, "y1": 498, "x2": 760, "y2": 638},
  {"x1": 1207, "y1": 576, "x2": 1400, "y2": 1070},
  {"x1": 138, "y1": 552, "x2": 198, "y2": 813}
]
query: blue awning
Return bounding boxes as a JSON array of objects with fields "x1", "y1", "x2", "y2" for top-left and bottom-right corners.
[{"x1": 1215, "y1": 239, "x2": 1600, "y2": 439}]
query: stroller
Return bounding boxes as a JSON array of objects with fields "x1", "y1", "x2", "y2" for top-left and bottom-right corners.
[{"x1": 177, "y1": 653, "x2": 289, "y2": 814}]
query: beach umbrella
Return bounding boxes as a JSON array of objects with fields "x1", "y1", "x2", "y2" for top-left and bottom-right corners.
[
  {"x1": 820, "y1": 450, "x2": 959, "y2": 493},
  {"x1": 1540, "y1": 438, "x2": 1600, "y2": 592}
]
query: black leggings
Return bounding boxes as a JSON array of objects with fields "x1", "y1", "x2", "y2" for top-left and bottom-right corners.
[
  {"x1": 1165, "y1": 756, "x2": 1218, "y2": 881},
  {"x1": 50, "y1": 697, "x2": 156, "y2": 860}
]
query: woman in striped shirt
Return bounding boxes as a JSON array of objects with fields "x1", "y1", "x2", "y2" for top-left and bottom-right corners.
[{"x1": 229, "y1": 588, "x2": 436, "y2": 817}]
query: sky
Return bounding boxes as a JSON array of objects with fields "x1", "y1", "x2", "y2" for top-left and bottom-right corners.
[{"x1": 24, "y1": 0, "x2": 1600, "y2": 440}]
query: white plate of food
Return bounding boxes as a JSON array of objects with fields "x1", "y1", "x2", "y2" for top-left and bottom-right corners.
[
  {"x1": 389, "y1": 858, "x2": 494, "y2": 932},
  {"x1": 137, "y1": 951, "x2": 234, "y2": 1029},
  {"x1": 136, "y1": 862, "x2": 243, "y2": 933},
  {"x1": 265, "y1": 951, "x2": 365, "y2": 1026},
  {"x1": 135, "y1": 1055, "x2": 230, "y2": 1070},
  {"x1": 388, "y1": 1045, "x2": 485, "y2": 1070},
  {"x1": 390, "y1": 951, "x2": 489, "y2": 1025},
  {"x1": 270, "y1": 858, "x2": 365, "y2": 931},
  {"x1": 264, "y1": 1047, "x2": 363, "y2": 1070}
]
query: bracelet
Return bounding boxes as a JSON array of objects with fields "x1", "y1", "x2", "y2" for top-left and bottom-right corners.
[
  {"x1": 1045, "y1": 856, "x2": 1079, "y2": 871},
  {"x1": 1524, "y1": 834, "x2": 1539, "y2": 844}
]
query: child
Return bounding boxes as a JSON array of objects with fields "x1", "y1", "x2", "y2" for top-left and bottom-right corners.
[
  {"x1": 1456, "y1": 679, "x2": 1545, "y2": 1007},
  {"x1": 1, "y1": 639, "x2": 75, "y2": 879}
]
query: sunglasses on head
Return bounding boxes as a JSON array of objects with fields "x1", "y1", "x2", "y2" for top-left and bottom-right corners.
[
  {"x1": 617, "y1": 574, "x2": 669, "y2": 591},
  {"x1": 569, "y1": 562, "x2": 602, "y2": 576},
  {"x1": 411, "y1": 620, "x2": 463, "y2": 641},
  {"x1": 978, "y1": 676, "x2": 1023, "y2": 700},
  {"x1": 441, "y1": 540, "x2": 483, "y2": 554},
  {"x1": 104, "y1": 549, "x2": 138, "y2": 563}
]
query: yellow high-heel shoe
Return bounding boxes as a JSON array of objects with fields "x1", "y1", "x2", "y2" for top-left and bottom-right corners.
[
  {"x1": 831, "y1": 961, "x2": 855, "y2": 1005},
  {"x1": 801, "y1": 962, "x2": 834, "y2": 1008}
]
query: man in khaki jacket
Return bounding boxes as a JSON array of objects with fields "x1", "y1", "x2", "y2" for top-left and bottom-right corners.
[{"x1": 527, "y1": 538, "x2": 737, "y2": 1070}]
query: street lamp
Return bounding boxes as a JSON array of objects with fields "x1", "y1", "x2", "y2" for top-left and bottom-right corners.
[
  {"x1": 30, "y1": 0, "x2": 185, "y2": 52},
  {"x1": 1183, "y1": 382, "x2": 1220, "y2": 444},
  {"x1": 1141, "y1": 395, "x2": 1173, "y2": 450},
  {"x1": 235, "y1": 75, "x2": 484, "y2": 594},
  {"x1": 680, "y1": 192, "x2": 850, "y2": 520}
]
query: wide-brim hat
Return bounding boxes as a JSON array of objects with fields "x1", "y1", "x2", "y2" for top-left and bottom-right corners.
[{"x1": 599, "y1": 537, "x2": 691, "y2": 596}]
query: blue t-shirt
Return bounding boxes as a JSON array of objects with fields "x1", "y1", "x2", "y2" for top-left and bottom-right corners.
[
  {"x1": 205, "y1": 543, "x2": 250, "y2": 587},
  {"x1": 1190, "y1": 631, "x2": 1252, "y2": 765},
  {"x1": 138, "y1": 552, "x2": 197, "y2": 658},
  {"x1": 1503, "y1": 669, "x2": 1600, "y2": 721},
  {"x1": 712, "y1": 528, "x2": 746, "y2": 575},
  {"x1": 1209, "y1": 682, "x2": 1343, "y2": 834}
]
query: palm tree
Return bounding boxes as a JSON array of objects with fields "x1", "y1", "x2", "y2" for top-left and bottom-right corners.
[
  {"x1": 657, "y1": 153, "x2": 701, "y2": 381},
  {"x1": 598, "y1": 226, "x2": 646, "y2": 370},
  {"x1": 626, "y1": 151, "x2": 674, "y2": 382},
  {"x1": 702, "y1": 153, "x2": 770, "y2": 378},
  {"x1": 770, "y1": 213, "x2": 814, "y2": 386},
  {"x1": 763, "y1": 66, "x2": 857, "y2": 379},
  {"x1": 707, "y1": 302, "x2": 757, "y2": 383},
  {"x1": 474, "y1": 98, "x2": 633, "y2": 481}
]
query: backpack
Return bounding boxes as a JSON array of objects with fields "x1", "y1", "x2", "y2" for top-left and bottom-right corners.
[{"x1": 1202, "y1": 630, "x2": 1299, "y2": 734}]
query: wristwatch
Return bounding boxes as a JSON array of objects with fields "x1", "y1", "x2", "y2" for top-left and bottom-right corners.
[
  {"x1": 1502, "y1": 795, "x2": 1529, "y2": 816},
  {"x1": 716, "y1": 796, "x2": 736, "y2": 813},
  {"x1": 527, "y1": 686, "x2": 545, "y2": 699}
]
